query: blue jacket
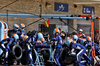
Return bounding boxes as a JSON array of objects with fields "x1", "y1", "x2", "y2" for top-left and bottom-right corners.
[
  {"x1": 8, "y1": 29, "x2": 20, "y2": 38},
  {"x1": 85, "y1": 41, "x2": 99, "y2": 51},
  {"x1": 71, "y1": 43, "x2": 86, "y2": 50},
  {"x1": 51, "y1": 34, "x2": 62, "y2": 47},
  {"x1": 20, "y1": 29, "x2": 25, "y2": 35},
  {"x1": 85, "y1": 41, "x2": 98, "y2": 47},
  {"x1": 31, "y1": 35, "x2": 37, "y2": 43}
]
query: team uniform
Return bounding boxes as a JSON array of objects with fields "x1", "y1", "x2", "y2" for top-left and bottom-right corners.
[
  {"x1": 71, "y1": 42, "x2": 86, "y2": 66},
  {"x1": 51, "y1": 28, "x2": 62, "y2": 66},
  {"x1": 0, "y1": 34, "x2": 19, "y2": 65},
  {"x1": 22, "y1": 35, "x2": 34, "y2": 65}
]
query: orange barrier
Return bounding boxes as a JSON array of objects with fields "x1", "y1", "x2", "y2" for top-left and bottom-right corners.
[
  {"x1": 0, "y1": 21, "x2": 7, "y2": 39},
  {"x1": 91, "y1": 22, "x2": 96, "y2": 59},
  {"x1": 80, "y1": 15, "x2": 91, "y2": 17}
]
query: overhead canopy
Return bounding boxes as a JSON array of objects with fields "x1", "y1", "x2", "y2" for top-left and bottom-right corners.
[{"x1": 0, "y1": 14, "x2": 99, "y2": 19}]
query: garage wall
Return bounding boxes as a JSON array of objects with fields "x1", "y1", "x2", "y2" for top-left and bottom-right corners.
[
  {"x1": 34, "y1": 19, "x2": 67, "y2": 31},
  {"x1": 77, "y1": 19, "x2": 99, "y2": 36},
  {"x1": 0, "y1": 0, "x2": 99, "y2": 34},
  {"x1": 77, "y1": 19, "x2": 91, "y2": 25}
]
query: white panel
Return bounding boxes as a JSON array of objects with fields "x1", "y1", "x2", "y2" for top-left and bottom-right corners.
[{"x1": 56, "y1": 25, "x2": 68, "y2": 32}]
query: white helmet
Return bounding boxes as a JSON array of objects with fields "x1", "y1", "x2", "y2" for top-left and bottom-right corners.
[{"x1": 79, "y1": 29, "x2": 83, "y2": 32}]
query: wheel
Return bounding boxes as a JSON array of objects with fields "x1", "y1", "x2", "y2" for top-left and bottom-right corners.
[
  {"x1": 59, "y1": 48, "x2": 76, "y2": 65},
  {"x1": 12, "y1": 45, "x2": 23, "y2": 60},
  {"x1": 41, "y1": 49, "x2": 50, "y2": 63}
]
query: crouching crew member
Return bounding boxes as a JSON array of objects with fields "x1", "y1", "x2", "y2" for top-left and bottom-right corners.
[
  {"x1": 0, "y1": 34, "x2": 19, "y2": 65},
  {"x1": 85, "y1": 36, "x2": 100, "y2": 56},
  {"x1": 22, "y1": 35, "x2": 34, "y2": 66},
  {"x1": 66, "y1": 38, "x2": 86, "y2": 66}
]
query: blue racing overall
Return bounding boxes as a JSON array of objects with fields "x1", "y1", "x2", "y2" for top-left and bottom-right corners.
[
  {"x1": 51, "y1": 34, "x2": 62, "y2": 66},
  {"x1": 22, "y1": 35, "x2": 37, "y2": 65},
  {"x1": 85, "y1": 42, "x2": 100, "y2": 55},
  {"x1": 71, "y1": 43, "x2": 86, "y2": 66},
  {"x1": 0, "y1": 38, "x2": 16, "y2": 64}
]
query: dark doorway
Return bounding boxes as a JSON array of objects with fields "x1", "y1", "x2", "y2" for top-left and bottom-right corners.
[{"x1": 39, "y1": 24, "x2": 56, "y2": 39}]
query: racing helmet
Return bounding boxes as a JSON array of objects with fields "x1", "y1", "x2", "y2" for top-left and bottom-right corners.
[
  {"x1": 37, "y1": 32, "x2": 45, "y2": 42},
  {"x1": 79, "y1": 29, "x2": 83, "y2": 32},
  {"x1": 80, "y1": 39, "x2": 86, "y2": 45},
  {"x1": 87, "y1": 36, "x2": 91, "y2": 41},
  {"x1": 53, "y1": 28, "x2": 60, "y2": 35},
  {"x1": 72, "y1": 35, "x2": 78, "y2": 41},
  {"x1": 20, "y1": 23, "x2": 25, "y2": 29},
  {"x1": 65, "y1": 39, "x2": 72, "y2": 47},
  {"x1": 12, "y1": 34, "x2": 19, "y2": 41},
  {"x1": 13, "y1": 24, "x2": 19, "y2": 31}
]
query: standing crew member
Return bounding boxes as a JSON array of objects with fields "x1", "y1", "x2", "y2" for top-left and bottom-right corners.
[
  {"x1": 77, "y1": 29, "x2": 86, "y2": 38},
  {"x1": 51, "y1": 28, "x2": 62, "y2": 66}
]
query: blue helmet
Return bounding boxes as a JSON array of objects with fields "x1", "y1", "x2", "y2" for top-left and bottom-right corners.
[
  {"x1": 65, "y1": 39, "x2": 72, "y2": 47},
  {"x1": 12, "y1": 34, "x2": 19, "y2": 41},
  {"x1": 72, "y1": 35, "x2": 78, "y2": 41},
  {"x1": 20, "y1": 23, "x2": 25, "y2": 29},
  {"x1": 37, "y1": 33, "x2": 43, "y2": 39},
  {"x1": 13, "y1": 24, "x2": 19, "y2": 31},
  {"x1": 53, "y1": 28, "x2": 60, "y2": 35},
  {"x1": 80, "y1": 39, "x2": 86, "y2": 45},
  {"x1": 37, "y1": 32, "x2": 45, "y2": 42}
]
